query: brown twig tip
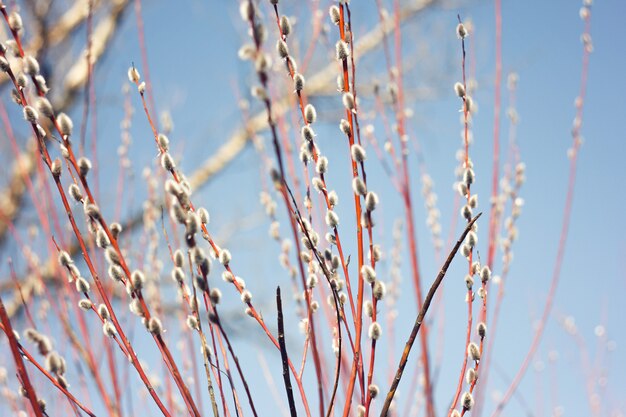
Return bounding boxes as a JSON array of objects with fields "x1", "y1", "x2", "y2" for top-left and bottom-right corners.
[{"x1": 276, "y1": 287, "x2": 298, "y2": 417}]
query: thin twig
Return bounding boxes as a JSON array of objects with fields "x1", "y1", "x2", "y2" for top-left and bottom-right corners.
[
  {"x1": 380, "y1": 213, "x2": 482, "y2": 416},
  {"x1": 277, "y1": 287, "x2": 298, "y2": 417},
  {"x1": 283, "y1": 182, "x2": 342, "y2": 417}
]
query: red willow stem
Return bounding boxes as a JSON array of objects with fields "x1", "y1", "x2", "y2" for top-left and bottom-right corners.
[
  {"x1": 345, "y1": 5, "x2": 379, "y2": 403},
  {"x1": 131, "y1": 66, "x2": 313, "y2": 416},
  {"x1": 490, "y1": 9, "x2": 593, "y2": 416},
  {"x1": 389, "y1": 1, "x2": 436, "y2": 415},
  {"x1": 0, "y1": 298, "x2": 44, "y2": 417},
  {"x1": 0, "y1": 56, "x2": 174, "y2": 417},
  {"x1": 0, "y1": 320, "x2": 98, "y2": 417},
  {"x1": 269, "y1": 1, "x2": 360, "y2": 339},
  {"x1": 47, "y1": 239, "x2": 122, "y2": 417},
  {"x1": 0, "y1": 10, "x2": 198, "y2": 414},
  {"x1": 336, "y1": 3, "x2": 368, "y2": 415}
]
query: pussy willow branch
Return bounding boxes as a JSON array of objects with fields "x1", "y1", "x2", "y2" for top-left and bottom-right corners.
[
  {"x1": 380, "y1": 212, "x2": 482, "y2": 416},
  {"x1": 1, "y1": 0, "x2": 437, "y2": 313},
  {"x1": 284, "y1": 183, "x2": 342, "y2": 417},
  {"x1": 0, "y1": 296, "x2": 44, "y2": 417},
  {"x1": 0, "y1": 318, "x2": 98, "y2": 416},
  {"x1": 0, "y1": 0, "x2": 130, "y2": 245}
]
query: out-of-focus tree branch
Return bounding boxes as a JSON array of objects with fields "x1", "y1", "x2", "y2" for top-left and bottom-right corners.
[
  {"x1": 1, "y1": 0, "x2": 437, "y2": 317},
  {"x1": 0, "y1": 0, "x2": 130, "y2": 244}
]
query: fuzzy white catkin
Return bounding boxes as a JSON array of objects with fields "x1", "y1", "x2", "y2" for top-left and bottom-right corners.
[
  {"x1": 316, "y1": 156, "x2": 328, "y2": 174},
  {"x1": 24, "y1": 56, "x2": 39, "y2": 75},
  {"x1": 36, "y1": 97, "x2": 53, "y2": 117},
  {"x1": 280, "y1": 15, "x2": 291, "y2": 37},
  {"x1": 0, "y1": 57, "x2": 9, "y2": 72},
  {"x1": 161, "y1": 153, "x2": 175, "y2": 171},
  {"x1": 222, "y1": 271, "x2": 234, "y2": 283},
  {"x1": 301, "y1": 125, "x2": 315, "y2": 142},
  {"x1": 329, "y1": 6, "x2": 340, "y2": 25},
  {"x1": 325, "y1": 210, "x2": 339, "y2": 228},
  {"x1": 241, "y1": 290, "x2": 252, "y2": 304},
  {"x1": 8, "y1": 12, "x2": 23, "y2": 31},
  {"x1": 128, "y1": 67, "x2": 140, "y2": 83},
  {"x1": 342, "y1": 92, "x2": 355, "y2": 111},
  {"x1": 109, "y1": 222, "x2": 122, "y2": 240},
  {"x1": 103, "y1": 321, "x2": 117, "y2": 337},
  {"x1": 276, "y1": 39, "x2": 289, "y2": 58},
  {"x1": 466, "y1": 368, "x2": 476, "y2": 384},
  {"x1": 373, "y1": 280, "x2": 386, "y2": 300},
  {"x1": 23, "y1": 106, "x2": 38, "y2": 123},
  {"x1": 352, "y1": 177, "x2": 367, "y2": 196},
  {"x1": 454, "y1": 82, "x2": 466, "y2": 97},
  {"x1": 294, "y1": 73, "x2": 305, "y2": 91},
  {"x1": 351, "y1": 144, "x2": 366, "y2": 162},
  {"x1": 328, "y1": 190, "x2": 338, "y2": 207},
  {"x1": 219, "y1": 249, "x2": 231, "y2": 265},
  {"x1": 462, "y1": 392, "x2": 474, "y2": 410},
  {"x1": 75, "y1": 277, "x2": 90, "y2": 293},
  {"x1": 480, "y1": 266, "x2": 491, "y2": 282},
  {"x1": 158, "y1": 134, "x2": 169, "y2": 151},
  {"x1": 131, "y1": 270, "x2": 145, "y2": 290},
  {"x1": 477, "y1": 322, "x2": 487, "y2": 338},
  {"x1": 51, "y1": 159, "x2": 62, "y2": 177},
  {"x1": 68, "y1": 184, "x2": 82, "y2": 202},
  {"x1": 98, "y1": 304, "x2": 110, "y2": 320},
  {"x1": 210, "y1": 288, "x2": 222, "y2": 305},
  {"x1": 96, "y1": 229, "x2": 110, "y2": 248},
  {"x1": 335, "y1": 40, "x2": 350, "y2": 61},
  {"x1": 361, "y1": 265, "x2": 376, "y2": 284},
  {"x1": 457, "y1": 23, "x2": 468, "y2": 39},
  {"x1": 312, "y1": 177, "x2": 324, "y2": 192},
  {"x1": 304, "y1": 104, "x2": 317, "y2": 124},
  {"x1": 468, "y1": 342, "x2": 480, "y2": 361},
  {"x1": 368, "y1": 322, "x2": 382, "y2": 340},
  {"x1": 78, "y1": 157, "x2": 92, "y2": 177},
  {"x1": 186, "y1": 315, "x2": 199, "y2": 331},
  {"x1": 340, "y1": 119, "x2": 351, "y2": 136},
  {"x1": 461, "y1": 205, "x2": 472, "y2": 221},
  {"x1": 365, "y1": 192, "x2": 378, "y2": 212},
  {"x1": 148, "y1": 317, "x2": 163, "y2": 335}
]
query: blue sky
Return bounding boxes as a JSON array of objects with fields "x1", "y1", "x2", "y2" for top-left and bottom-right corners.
[{"x1": 2, "y1": 0, "x2": 625, "y2": 416}]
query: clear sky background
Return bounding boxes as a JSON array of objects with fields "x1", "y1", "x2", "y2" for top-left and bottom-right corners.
[{"x1": 2, "y1": 0, "x2": 625, "y2": 416}]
